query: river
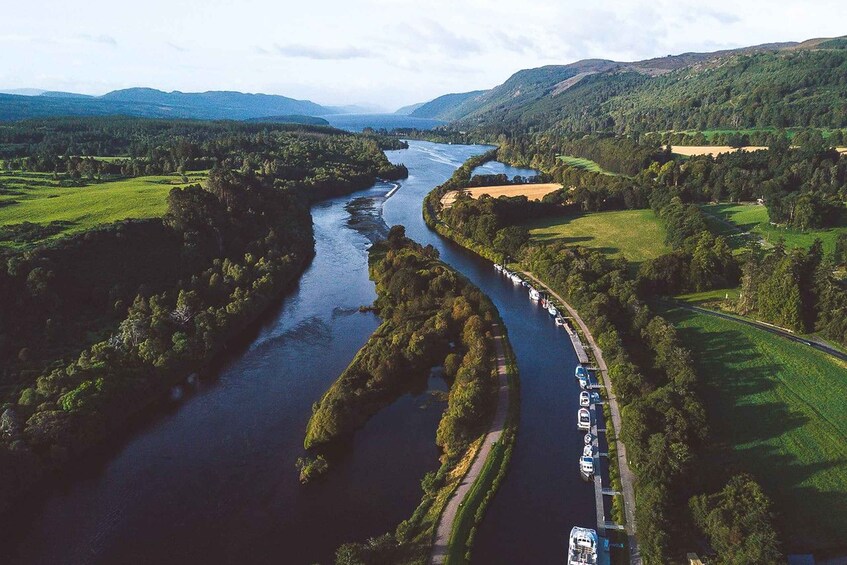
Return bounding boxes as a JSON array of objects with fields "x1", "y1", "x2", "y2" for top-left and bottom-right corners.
[{"x1": 5, "y1": 141, "x2": 595, "y2": 565}]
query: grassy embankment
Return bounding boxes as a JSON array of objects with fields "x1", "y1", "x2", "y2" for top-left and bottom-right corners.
[
  {"x1": 444, "y1": 333, "x2": 519, "y2": 564},
  {"x1": 523, "y1": 209, "x2": 670, "y2": 266},
  {"x1": 0, "y1": 170, "x2": 206, "y2": 247},
  {"x1": 700, "y1": 202, "x2": 847, "y2": 255},
  {"x1": 662, "y1": 304, "x2": 847, "y2": 552}
]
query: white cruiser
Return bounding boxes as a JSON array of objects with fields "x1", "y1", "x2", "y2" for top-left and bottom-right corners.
[
  {"x1": 568, "y1": 527, "x2": 599, "y2": 565},
  {"x1": 577, "y1": 408, "x2": 591, "y2": 431},
  {"x1": 579, "y1": 455, "x2": 595, "y2": 478},
  {"x1": 529, "y1": 288, "x2": 540, "y2": 301}
]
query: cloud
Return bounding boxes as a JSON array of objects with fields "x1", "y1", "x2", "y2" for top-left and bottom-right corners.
[
  {"x1": 273, "y1": 43, "x2": 374, "y2": 60},
  {"x1": 406, "y1": 21, "x2": 482, "y2": 57},
  {"x1": 80, "y1": 34, "x2": 117, "y2": 47}
]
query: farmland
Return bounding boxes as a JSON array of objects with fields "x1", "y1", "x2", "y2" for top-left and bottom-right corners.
[
  {"x1": 0, "y1": 170, "x2": 206, "y2": 247},
  {"x1": 523, "y1": 209, "x2": 669, "y2": 265},
  {"x1": 440, "y1": 183, "x2": 561, "y2": 207},
  {"x1": 701, "y1": 202, "x2": 847, "y2": 255},
  {"x1": 662, "y1": 305, "x2": 847, "y2": 552}
]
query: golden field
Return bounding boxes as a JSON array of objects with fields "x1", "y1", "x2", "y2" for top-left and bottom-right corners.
[{"x1": 440, "y1": 183, "x2": 562, "y2": 207}]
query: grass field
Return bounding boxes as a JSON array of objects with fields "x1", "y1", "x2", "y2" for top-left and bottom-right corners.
[
  {"x1": 440, "y1": 183, "x2": 561, "y2": 207},
  {"x1": 701, "y1": 202, "x2": 847, "y2": 255},
  {"x1": 0, "y1": 170, "x2": 206, "y2": 246},
  {"x1": 524, "y1": 209, "x2": 669, "y2": 264},
  {"x1": 557, "y1": 155, "x2": 617, "y2": 176},
  {"x1": 663, "y1": 305, "x2": 847, "y2": 552}
]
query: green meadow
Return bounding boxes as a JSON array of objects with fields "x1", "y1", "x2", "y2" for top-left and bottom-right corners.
[
  {"x1": 557, "y1": 155, "x2": 617, "y2": 176},
  {"x1": 0, "y1": 170, "x2": 206, "y2": 247},
  {"x1": 663, "y1": 305, "x2": 847, "y2": 552},
  {"x1": 701, "y1": 202, "x2": 847, "y2": 255},
  {"x1": 524, "y1": 209, "x2": 669, "y2": 265}
]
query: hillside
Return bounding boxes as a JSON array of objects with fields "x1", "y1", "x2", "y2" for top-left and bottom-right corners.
[
  {"x1": 0, "y1": 88, "x2": 335, "y2": 122},
  {"x1": 421, "y1": 36, "x2": 847, "y2": 134}
]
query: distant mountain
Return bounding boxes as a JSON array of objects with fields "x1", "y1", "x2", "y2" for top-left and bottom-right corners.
[
  {"x1": 393, "y1": 102, "x2": 425, "y2": 116},
  {"x1": 0, "y1": 88, "x2": 46, "y2": 96},
  {"x1": 417, "y1": 37, "x2": 847, "y2": 132},
  {"x1": 244, "y1": 115, "x2": 330, "y2": 126},
  {"x1": 410, "y1": 90, "x2": 487, "y2": 121},
  {"x1": 40, "y1": 91, "x2": 93, "y2": 99},
  {"x1": 0, "y1": 87, "x2": 335, "y2": 122}
]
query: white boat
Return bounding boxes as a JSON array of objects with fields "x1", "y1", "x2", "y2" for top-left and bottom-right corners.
[
  {"x1": 521, "y1": 280, "x2": 530, "y2": 288},
  {"x1": 547, "y1": 304, "x2": 557, "y2": 316},
  {"x1": 577, "y1": 408, "x2": 591, "y2": 431},
  {"x1": 555, "y1": 316, "x2": 566, "y2": 327},
  {"x1": 568, "y1": 527, "x2": 599, "y2": 565},
  {"x1": 579, "y1": 391, "x2": 591, "y2": 407},
  {"x1": 510, "y1": 273, "x2": 522, "y2": 285},
  {"x1": 583, "y1": 444, "x2": 593, "y2": 457},
  {"x1": 540, "y1": 298, "x2": 549, "y2": 308},
  {"x1": 575, "y1": 365, "x2": 588, "y2": 379},
  {"x1": 578, "y1": 375, "x2": 589, "y2": 390},
  {"x1": 494, "y1": 263, "x2": 503, "y2": 272},
  {"x1": 584, "y1": 432, "x2": 593, "y2": 445},
  {"x1": 529, "y1": 288, "x2": 540, "y2": 301},
  {"x1": 579, "y1": 455, "x2": 595, "y2": 478}
]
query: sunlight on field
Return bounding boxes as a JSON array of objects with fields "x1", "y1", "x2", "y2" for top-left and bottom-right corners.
[
  {"x1": 440, "y1": 183, "x2": 561, "y2": 207},
  {"x1": 0, "y1": 171, "x2": 206, "y2": 245},
  {"x1": 524, "y1": 209, "x2": 668, "y2": 264}
]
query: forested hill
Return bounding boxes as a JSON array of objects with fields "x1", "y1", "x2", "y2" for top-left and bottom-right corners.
[
  {"x1": 0, "y1": 88, "x2": 335, "y2": 122},
  {"x1": 416, "y1": 36, "x2": 847, "y2": 134}
]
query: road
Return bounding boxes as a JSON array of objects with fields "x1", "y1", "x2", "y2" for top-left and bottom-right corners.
[
  {"x1": 523, "y1": 272, "x2": 642, "y2": 565},
  {"x1": 670, "y1": 301, "x2": 847, "y2": 363},
  {"x1": 430, "y1": 324, "x2": 511, "y2": 564}
]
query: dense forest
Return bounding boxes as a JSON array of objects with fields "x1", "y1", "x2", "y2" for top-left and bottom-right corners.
[
  {"x1": 305, "y1": 226, "x2": 497, "y2": 460},
  {"x1": 0, "y1": 117, "x2": 407, "y2": 517}
]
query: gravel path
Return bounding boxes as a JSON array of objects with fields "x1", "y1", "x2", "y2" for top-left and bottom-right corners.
[{"x1": 430, "y1": 324, "x2": 511, "y2": 564}]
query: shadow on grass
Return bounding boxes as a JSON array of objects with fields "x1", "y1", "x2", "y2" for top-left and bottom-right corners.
[{"x1": 667, "y1": 307, "x2": 847, "y2": 553}]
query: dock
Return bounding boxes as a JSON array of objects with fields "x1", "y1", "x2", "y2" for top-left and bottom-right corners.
[{"x1": 563, "y1": 320, "x2": 591, "y2": 364}]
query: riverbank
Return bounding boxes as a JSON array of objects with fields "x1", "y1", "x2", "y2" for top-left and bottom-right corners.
[{"x1": 430, "y1": 322, "x2": 518, "y2": 565}]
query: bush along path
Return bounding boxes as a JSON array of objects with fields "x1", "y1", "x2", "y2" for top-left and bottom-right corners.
[
  {"x1": 430, "y1": 323, "x2": 512, "y2": 565},
  {"x1": 523, "y1": 272, "x2": 641, "y2": 565}
]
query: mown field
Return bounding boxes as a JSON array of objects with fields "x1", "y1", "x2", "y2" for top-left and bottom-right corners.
[
  {"x1": 0, "y1": 170, "x2": 206, "y2": 246},
  {"x1": 663, "y1": 305, "x2": 847, "y2": 552},
  {"x1": 701, "y1": 202, "x2": 847, "y2": 255},
  {"x1": 524, "y1": 209, "x2": 669, "y2": 265},
  {"x1": 557, "y1": 155, "x2": 617, "y2": 175},
  {"x1": 440, "y1": 183, "x2": 561, "y2": 207}
]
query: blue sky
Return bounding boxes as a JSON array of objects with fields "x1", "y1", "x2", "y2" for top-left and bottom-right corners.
[{"x1": 3, "y1": 0, "x2": 845, "y2": 110}]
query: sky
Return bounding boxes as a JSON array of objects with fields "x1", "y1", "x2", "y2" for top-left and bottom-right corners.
[{"x1": 2, "y1": 0, "x2": 846, "y2": 111}]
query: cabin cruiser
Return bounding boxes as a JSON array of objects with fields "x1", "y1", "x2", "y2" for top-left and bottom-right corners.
[
  {"x1": 579, "y1": 455, "x2": 595, "y2": 478},
  {"x1": 583, "y1": 444, "x2": 593, "y2": 457},
  {"x1": 579, "y1": 391, "x2": 591, "y2": 407},
  {"x1": 568, "y1": 527, "x2": 599, "y2": 565},
  {"x1": 494, "y1": 263, "x2": 503, "y2": 272},
  {"x1": 584, "y1": 432, "x2": 593, "y2": 445},
  {"x1": 575, "y1": 365, "x2": 588, "y2": 379},
  {"x1": 555, "y1": 316, "x2": 566, "y2": 327},
  {"x1": 577, "y1": 408, "x2": 591, "y2": 431},
  {"x1": 521, "y1": 280, "x2": 530, "y2": 288},
  {"x1": 510, "y1": 273, "x2": 522, "y2": 285},
  {"x1": 547, "y1": 304, "x2": 558, "y2": 316},
  {"x1": 578, "y1": 375, "x2": 589, "y2": 389},
  {"x1": 529, "y1": 288, "x2": 540, "y2": 301}
]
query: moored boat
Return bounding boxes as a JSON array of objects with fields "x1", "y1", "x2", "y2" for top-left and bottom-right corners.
[
  {"x1": 579, "y1": 455, "x2": 595, "y2": 478},
  {"x1": 547, "y1": 304, "x2": 558, "y2": 316},
  {"x1": 568, "y1": 527, "x2": 599, "y2": 565},
  {"x1": 529, "y1": 288, "x2": 540, "y2": 301}
]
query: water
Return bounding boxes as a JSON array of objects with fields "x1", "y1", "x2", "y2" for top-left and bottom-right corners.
[
  {"x1": 5, "y1": 141, "x2": 595, "y2": 565},
  {"x1": 383, "y1": 142, "x2": 595, "y2": 563}
]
